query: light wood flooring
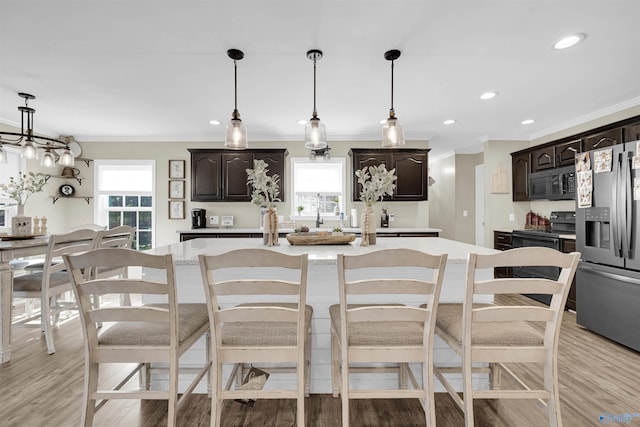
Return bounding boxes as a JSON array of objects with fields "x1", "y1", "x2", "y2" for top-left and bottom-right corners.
[{"x1": 1, "y1": 294, "x2": 639, "y2": 426}]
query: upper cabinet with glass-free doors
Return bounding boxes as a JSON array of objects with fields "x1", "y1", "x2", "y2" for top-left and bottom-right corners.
[
  {"x1": 189, "y1": 149, "x2": 287, "y2": 202},
  {"x1": 349, "y1": 148, "x2": 430, "y2": 202}
]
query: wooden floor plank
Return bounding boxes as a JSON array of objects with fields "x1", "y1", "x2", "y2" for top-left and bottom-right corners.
[{"x1": 1, "y1": 294, "x2": 639, "y2": 426}]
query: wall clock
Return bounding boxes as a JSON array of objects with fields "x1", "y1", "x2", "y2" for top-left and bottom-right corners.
[{"x1": 59, "y1": 184, "x2": 76, "y2": 197}]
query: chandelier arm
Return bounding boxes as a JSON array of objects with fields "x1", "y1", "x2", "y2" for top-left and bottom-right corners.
[{"x1": 0, "y1": 131, "x2": 70, "y2": 149}]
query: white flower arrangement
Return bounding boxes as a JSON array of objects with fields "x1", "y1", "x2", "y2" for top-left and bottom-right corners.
[
  {"x1": 355, "y1": 164, "x2": 397, "y2": 206},
  {"x1": 246, "y1": 159, "x2": 281, "y2": 209},
  {"x1": 0, "y1": 172, "x2": 47, "y2": 206}
]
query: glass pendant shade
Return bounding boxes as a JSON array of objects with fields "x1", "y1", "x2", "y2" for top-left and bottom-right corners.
[
  {"x1": 382, "y1": 116, "x2": 405, "y2": 147},
  {"x1": 225, "y1": 117, "x2": 248, "y2": 149},
  {"x1": 304, "y1": 117, "x2": 327, "y2": 150},
  {"x1": 21, "y1": 139, "x2": 37, "y2": 159},
  {"x1": 0, "y1": 146, "x2": 6, "y2": 164},
  {"x1": 40, "y1": 149, "x2": 56, "y2": 168},
  {"x1": 59, "y1": 148, "x2": 75, "y2": 166}
]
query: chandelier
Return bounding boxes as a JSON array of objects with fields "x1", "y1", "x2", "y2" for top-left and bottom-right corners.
[{"x1": 0, "y1": 92, "x2": 75, "y2": 167}]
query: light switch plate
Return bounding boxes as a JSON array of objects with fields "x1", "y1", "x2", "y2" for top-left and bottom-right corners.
[{"x1": 210, "y1": 215, "x2": 219, "y2": 226}]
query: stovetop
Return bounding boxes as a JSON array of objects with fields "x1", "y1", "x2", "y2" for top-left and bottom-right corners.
[{"x1": 513, "y1": 211, "x2": 576, "y2": 238}]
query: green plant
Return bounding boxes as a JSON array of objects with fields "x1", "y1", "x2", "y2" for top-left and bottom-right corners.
[
  {"x1": 0, "y1": 172, "x2": 47, "y2": 206},
  {"x1": 355, "y1": 164, "x2": 397, "y2": 206},
  {"x1": 297, "y1": 205, "x2": 304, "y2": 214},
  {"x1": 332, "y1": 226, "x2": 343, "y2": 232},
  {"x1": 246, "y1": 159, "x2": 280, "y2": 209}
]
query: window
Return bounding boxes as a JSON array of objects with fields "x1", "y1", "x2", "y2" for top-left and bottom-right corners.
[
  {"x1": 95, "y1": 161, "x2": 155, "y2": 250},
  {"x1": 290, "y1": 158, "x2": 345, "y2": 218},
  {"x1": 0, "y1": 147, "x2": 24, "y2": 227}
]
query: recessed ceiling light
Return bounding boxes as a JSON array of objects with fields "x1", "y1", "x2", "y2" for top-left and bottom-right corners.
[
  {"x1": 521, "y1": 119, "x2": 535, "y2": 125},
  {"x1": 552, "y1": 33, "x2": 585, "y2": 50},
  {"x1": 297, "y1": 119, "x2": 308, "y2": 125},
  {"x1": 443, "y1": 119, "x2": 456, "y2": 125},
  {"x1": 480, "y1": 91, "x2": 498, "y2": 100},
  {"x1": 209, "y1": 120, "x2": 220, "y2": 125}
]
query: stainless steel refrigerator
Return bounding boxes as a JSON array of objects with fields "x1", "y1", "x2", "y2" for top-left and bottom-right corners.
[{"x1": 576, "y1": 141, "x2": 640, "y2": 352}]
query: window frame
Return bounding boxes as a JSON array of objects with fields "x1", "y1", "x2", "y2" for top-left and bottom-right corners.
[
  {"x1": 94, "y1": 160, "x2": 156, "y2": 250},
  {"x1": 290, "y1": 157, "x2": 346, "y2": 219}
]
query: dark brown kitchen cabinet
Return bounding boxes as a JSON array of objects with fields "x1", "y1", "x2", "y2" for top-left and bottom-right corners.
[
  {"x1": 582, "y1": 128, "x2": 623, "y2": 152},
  {"x1": 189, "y1": 149, "x2": 287, "y2": 202},
  {"x1": 625, "y1": 122, "x2": 640, "y2": 143},
  {"x1": 222, "y1": 153, "x2": 253, "y2": 200},
  {"x1": 530, "y1": 145, "x2": 555, "y2": 172},
  {"x1": 191, "y1": 151, "x2": 222, "y2": 201},
  {"x1": 493, "y1": 231, "x2": 513, "y2": 278},
  {"x1": 511, "y1": 151, "x2": 530, "y2": 201},
  {"x1": 349, "y1": 148, "x2": 429, "y2": 201},
  {"x1": 561, "y1": 238, "x2": 577, "y2": 311},
  {"x1": 555, "y1": 139, "x2": 581, "y2": 166}
]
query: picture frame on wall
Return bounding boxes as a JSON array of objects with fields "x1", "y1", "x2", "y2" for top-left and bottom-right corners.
[
  {"x1": 168, "y1": 200, "x2": 185, "y2": 219},
  {"x1": 169, "y1": 160, "x2": 185, "y2": 179},
  {"x1": 169, "y1": 180, "x2": 185, "y2": 199}
]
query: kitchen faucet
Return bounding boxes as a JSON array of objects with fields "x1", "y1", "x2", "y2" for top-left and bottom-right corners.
[{"x1": 316, "y1": 193, "x2": 323, "y2": 228}]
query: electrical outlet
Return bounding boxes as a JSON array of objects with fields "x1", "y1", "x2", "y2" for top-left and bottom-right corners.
[
  {"x1": 509, "y1": 213, "x2": 515, "y2": 222},
  {"x1": 389, "y1": 214, "x2": 395, "y2": 222},
  {"x1": 463, "y1": 210, "x2": 468, "y2": 217},
  {"x1": 209, "y1": 215, "x2": 219, "y2": 226}
]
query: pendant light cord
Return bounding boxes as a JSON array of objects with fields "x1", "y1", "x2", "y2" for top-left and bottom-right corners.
[
  {"x1": 313, "y1": 57, "x2": 317, "y2": 115},
  {"x1": 234, "y1": 59, "x2": 238, "y2": 111},
  {"x1": 390, "y1": 59, "x2": 395, "y2": 111}
]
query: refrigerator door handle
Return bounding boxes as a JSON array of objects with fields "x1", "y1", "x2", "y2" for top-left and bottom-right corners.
[
  {"x1": 580, "y1": 264, "x2": 640, "y2": 286},
  {"x1": 624, "y1": 151, "x2": 634, "y2": 259},
  {"x1": 612, "y1": 152, "x2": 622, "y2": 257}
]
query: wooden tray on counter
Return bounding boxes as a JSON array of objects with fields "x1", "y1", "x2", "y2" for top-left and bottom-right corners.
[{"x1": 286, "y1": 232, "x2": 356, "y2": 245}]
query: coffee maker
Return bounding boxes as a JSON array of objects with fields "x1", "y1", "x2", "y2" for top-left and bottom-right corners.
[{"x1": 191, "y1": 208, "x2": 206, "y2": 229}]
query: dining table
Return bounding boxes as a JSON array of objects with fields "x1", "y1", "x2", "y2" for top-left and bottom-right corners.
[{"x1": 0, "y1": 235, "x2": 50, "y2": 363}]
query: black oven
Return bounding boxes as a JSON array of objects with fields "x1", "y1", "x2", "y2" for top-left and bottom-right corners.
[{"x1": 511, "y1": 211, "x2": 575, "y2": 305}]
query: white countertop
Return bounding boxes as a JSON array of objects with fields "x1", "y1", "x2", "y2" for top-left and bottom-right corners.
[
  {"x1": 178, "y1": 227, "x2": 441, "y2": 234},
  {"x1": 149, "y1": 236, "x2": 496, "y2": 265}
]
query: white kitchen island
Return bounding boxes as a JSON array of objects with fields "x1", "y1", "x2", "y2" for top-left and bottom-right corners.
[{"x1": 143, "y1": 236, "x2": 498, "y2": 394}]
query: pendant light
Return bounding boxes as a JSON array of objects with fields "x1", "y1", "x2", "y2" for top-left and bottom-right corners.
[
  {"x1": 224, "y1": 49, "x2": 248, "y2": 149},
  {"x1": 304, "y1": 49, "x2": 327, "y2": 150},
  {"x1": 382, "y1": 49, "x2": 405, "y2": 147}
]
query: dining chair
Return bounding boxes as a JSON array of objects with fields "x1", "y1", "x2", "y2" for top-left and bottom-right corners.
[
  {"x1": 63, "y1": 247, "x2": 210, "y2": 427},
  {"x1": 93, "y1": 225, "x2": 135, "y2": 306},
  {"x1": 434, "y1": 247, "x2": 580, "y2": 427},
  {"x1": 13, "y1": 228, "x2": 98, "y2": 354},
  {"x1": 329, "y1": 248, "x2": 448, "y2": 427},
  {"x1": 198, "y1": 248, "x2": 311, "y2": 427}
]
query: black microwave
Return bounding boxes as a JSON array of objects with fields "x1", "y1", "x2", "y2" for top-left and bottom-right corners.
[{"x1": 528, "y1": 165, "x2": 576, "y2": 200}]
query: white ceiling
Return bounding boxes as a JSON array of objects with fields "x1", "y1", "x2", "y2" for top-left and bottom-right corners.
[{"x1": 2, "y1": 0, "x2": 640, "y2": 159}]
